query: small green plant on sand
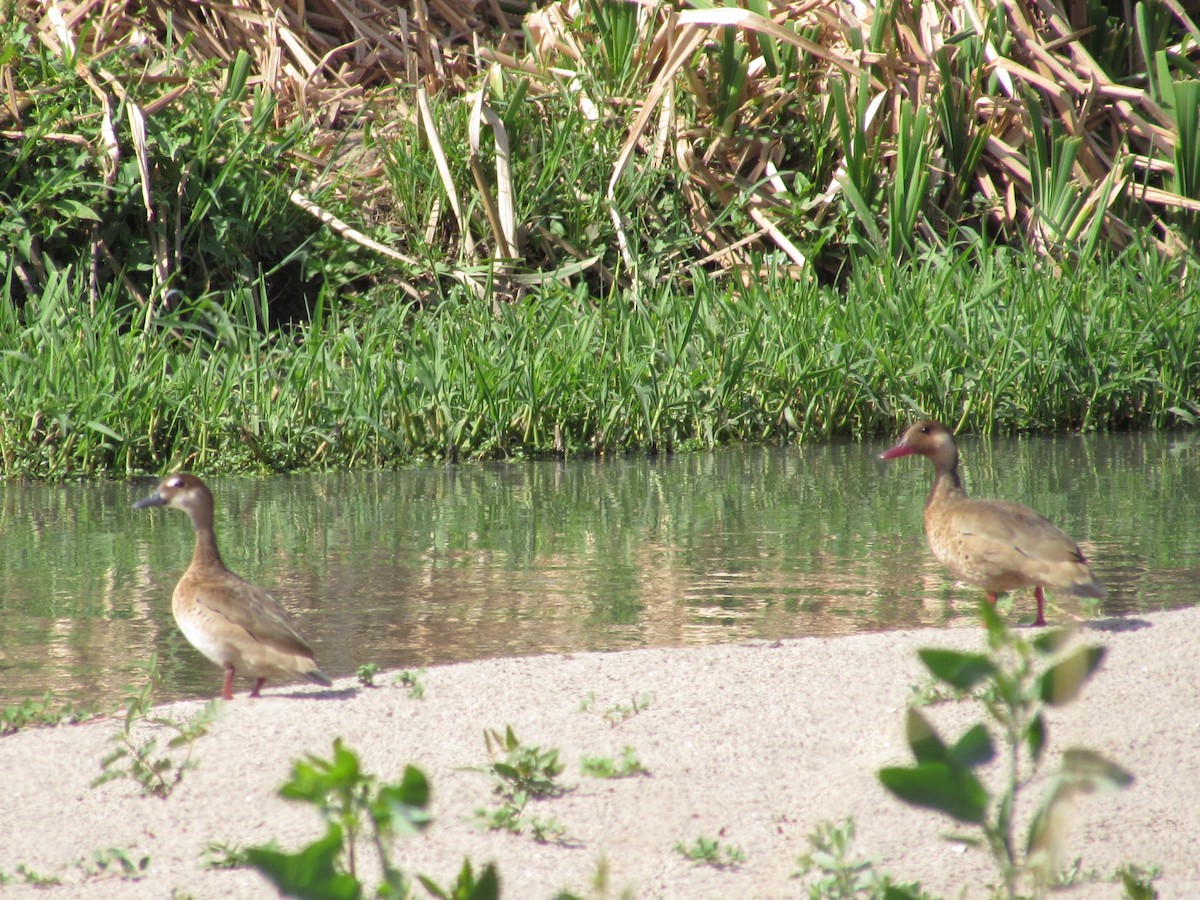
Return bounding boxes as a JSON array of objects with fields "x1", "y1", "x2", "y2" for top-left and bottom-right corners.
[
  {"x1": 553, "y1": 856, "x2": 636, "y2": 900},
  {"x1": 1, "y1": 692, "x2": 99, "y2": 735},
  {"x1": 1115, "y1": 863, "x2": 1161, "y2": 899},
  {"x1": 483, "y1": 725, "x2": 568, "y2": 799},
  {"x1": 602, "y1": 693, "x2": 652, "y2": 727},
  {"x1": 356, "y1": 663, "x2": 381, "y2": 687},
  {"x1": 473, "y1": 725, "x2": 571, "y2": 843},
  {"x1": 792, "y1": 818, "x2": 930, "y2": 899},
  {"x1": 0, "y1": 848, "x2": 149, "y2": 888},
  {"x1": 246, "y1": 738, "x2": 497, "y2": 898},
  {"x1": 74, "y1": 847, "x2": 151, "y2": 882},
  {"x1": 673, "y1": 834, "x2": 746, "y2": 869},
  {"x1": 578, "y1": 692, "x2": 652, "y2": 724},
  {"x1": 395, "y1": 669, "x2": 426, "y2": 699},
  {"x1": 0, "y1": 864, "x2": 61, "y2": 887},
  {"x1": 93, "y1": 655, "x2": 220, "y2": 798},
  {"x1": 201, "y1": 841, "x2": 262, "y2": 870},
  {"x1": 580, "y1": 746, "x2": 648, "y2": 779},
  {"x1": 879, "y1": 603, "x2": 1132, "y2": 899},
  {"x1": 419, "y1": 859, "x2": 500, "y2": 900},
  {"x1": 1053, "y1": 858, "x2": 1162, "y2": 896},
  {"x1": 908, "y1": 675, "x2": 972, "y2": 707}
]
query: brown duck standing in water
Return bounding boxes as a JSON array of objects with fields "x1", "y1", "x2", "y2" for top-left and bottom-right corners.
[
  {"x1": 880, "y1": 421, "x2": 1105, "y2": 626},
  {"x1": 134, "y1": 474, "x2": 333, "y2": 699}
]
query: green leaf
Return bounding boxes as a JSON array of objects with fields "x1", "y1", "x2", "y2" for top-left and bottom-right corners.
[
  {"x1": 492, "y1": 762, "x2": 519, "y2": 781},
  {"x1": 905, "y1": 708, "x2": 949, "y2": 763},
  {"x1": 979, "y1": 600, "x2": 1007, "y2": 648},
  {"x1": 1030, "y1": 627, "x2": 1074, "y2": 656},
  {"x1": 1038, "y1": 646, "x2": 1105, "y2": 706},
  {"x1": 949, "y1": 723, "x2": 995, "y2": 769},
  {"x1": 245, "y1": 824, "x2": 360, "y2": 900},
  {"x1": 419, "y1": 860, "x2": 501, "y2": 900},
  {"x1": 1025, "y1": 712, "x2": 1047, "y2": 764},
  {"x1": 57, "y1": 198, "x2": 101, "y2": 221},
  {"x1": 374, "y1": 766, "x2": 433, "y2": 837},
  {"x1": 918, "y1": 648, "x2": 996, "y2": 691},
  {"x1": 879, "y1": 762, "x2": 989, "y2": 824}
]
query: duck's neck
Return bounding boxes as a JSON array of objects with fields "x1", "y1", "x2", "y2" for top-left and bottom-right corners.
[
  {"x1": 187, "y1": 510, "x2": 227, "y2": 572},
  {"x1": 926, "y1": 460, "x2": 967, "y2": 509}
]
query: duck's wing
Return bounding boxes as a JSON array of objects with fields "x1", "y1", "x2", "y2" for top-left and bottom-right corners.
[
  {"x1": 947, "y1": 498, "x2": 1103, "y2": 596},
  {"x1": 952, "y1": 499, "x2": 1086, "y2": 563},
  {"x1": 185, "y1": 571, "x2": 318, "y2": 660}
]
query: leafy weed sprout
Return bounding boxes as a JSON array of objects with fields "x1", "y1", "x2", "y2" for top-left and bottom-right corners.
[
  {"x1": 602, "y1": 693, "x2": 653, "y2": 727},
  {"x1": 579, "y1": 692, "x2": 653, "y2": 726},
  {"x1": 92, "y1": 655, "x2": 220, "y2": 798},
  {"x1": 0, "y1": 864, "x2": 61, "y2": 887},
  {"x1": 246, "y1": 738, "x2": 497, "y2": 898},
  {"x1": 395, "y1": 669, "x2": 427, "y2": 699},
  {"x1": 201, "y1": 841, "x2": 258, "y2": 871},
  {"x1": 1, "y1": 693, "x2": 100, "y2": 735},
  {"x1": 673, "y1": 834, "x2": 746, "y2": 869},
  {"x1": 580, "y1": 746, "x2": 648, "y2": 779},
  {"x1": 356, "y1": 663, "x2": 381, "y2": 686},
  {"x1": 473, "y1": 725, "x2": 572, "y2": 843},
  {"x1": 879, "y1": 603, "x2": 1133, "y2": 898},
  {"x1": 793, "y1": 818, "x2": 930, "y2": 899},
  {"x1": 74, "y1": 848, "x2": 151, "y2": 882}
]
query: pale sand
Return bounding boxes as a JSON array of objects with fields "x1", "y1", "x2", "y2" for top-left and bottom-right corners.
[{"x1": 2, "y1": 606, "x2": 1197, "y2": 899}]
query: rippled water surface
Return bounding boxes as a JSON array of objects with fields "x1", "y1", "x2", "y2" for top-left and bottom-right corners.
[{"x1": 1, "y1": 432, "x2": 1197, "y2": 707}]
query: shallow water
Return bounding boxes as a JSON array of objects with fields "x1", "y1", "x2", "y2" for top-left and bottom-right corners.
[{"x1": 1, "y1": 432, "x2": 1197, "y2": 708}]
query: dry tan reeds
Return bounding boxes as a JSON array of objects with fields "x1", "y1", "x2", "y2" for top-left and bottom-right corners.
[{"x1": 17, "y1": 0, "x2": 1200, "y2": 281}]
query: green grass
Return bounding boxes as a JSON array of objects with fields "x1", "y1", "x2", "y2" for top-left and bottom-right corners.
[
  {"x1": 673, "y1": 834, "x2": 747, "y2": 869},
  {"x1": 1, "y1": 241, "x2": 1196, "y2": 478},
  {"x1": 580, "y1": 747, "x2": 648, "y2": 779},
  {"x1": 0, "y1": 692, "x2": 100, "y2": 735},
  {"x1": 3, "y1": 7, "x2": 1199, "y2": 481}
]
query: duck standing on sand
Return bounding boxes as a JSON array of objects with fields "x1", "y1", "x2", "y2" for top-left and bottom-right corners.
[
  {"x1": 879, "y1": 421, "x2": 1105, "y2": 626},
  {"x1": 134, "y1": 474, "x2": 333, "y2": 699}
]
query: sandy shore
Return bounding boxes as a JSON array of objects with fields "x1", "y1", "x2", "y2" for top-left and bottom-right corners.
[{"x1": 2, "y1": 606, "x2": 1198, "y2": 898}]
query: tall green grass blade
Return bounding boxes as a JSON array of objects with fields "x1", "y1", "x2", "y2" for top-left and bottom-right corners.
[
  {"x1": 1169, "y1": 78, "x2": 1200, "y2": 200},
  {"x1": 889, "y1": 102, "x2": 932, "y2": 255}
]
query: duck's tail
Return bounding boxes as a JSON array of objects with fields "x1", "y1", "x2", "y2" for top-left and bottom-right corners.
[
  {"x1": 1055, "y1": 560, "x2": 1106, "y2": 599},
  {"x1": 304, "y1": 668, "x2": 334, "y2": 687}
]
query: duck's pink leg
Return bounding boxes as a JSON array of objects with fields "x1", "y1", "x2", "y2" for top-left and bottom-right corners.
[
  {"x1": 249, "y1": 677, "x2": 266, "y2": 698},
  {"x1": 222, "y1": 665, "x2": 236, "y2": 701},
  {"x1": 986, "y1": 592, "x2": 998, "y2": 606},
  {"x1": 1033, "y1": 587, "x2": 1047, "y2": 627}
]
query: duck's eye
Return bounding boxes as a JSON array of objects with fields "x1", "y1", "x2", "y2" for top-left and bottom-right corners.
[{"x1": 167, "y1": 475, "x2": 185, "y2": 487}]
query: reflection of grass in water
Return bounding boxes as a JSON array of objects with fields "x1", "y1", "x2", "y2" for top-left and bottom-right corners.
[
  {"x1": 590, "y1": 591, "x2": 644, "y2": 626},
  {"x1": 5, "y1": 434, "x2": 1200, "y2": 709}
]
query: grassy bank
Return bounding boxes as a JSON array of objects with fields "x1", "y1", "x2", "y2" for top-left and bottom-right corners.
[
  {"x1": 3, "y1": 3, "x2": 1199, "y2": 479},
  {"x1": 1, "y1": 242, "x2": 1196, "y2": 479}
]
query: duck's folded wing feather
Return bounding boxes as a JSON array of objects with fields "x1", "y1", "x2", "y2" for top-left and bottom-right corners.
[
  {"x1": 193, "y1": 576, "x2": 318, "y2": 659},
  {"x1": 949, "y1": 499, "x2": 1087, "y2": 565}
]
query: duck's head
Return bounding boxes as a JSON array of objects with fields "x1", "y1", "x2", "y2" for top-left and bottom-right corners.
[
  {"x1": 879, "y1": 420, "x2": 959, "y2": 470},
  {"x1": 134, "y1": 473, "x2": 215, "y2": 524}
]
